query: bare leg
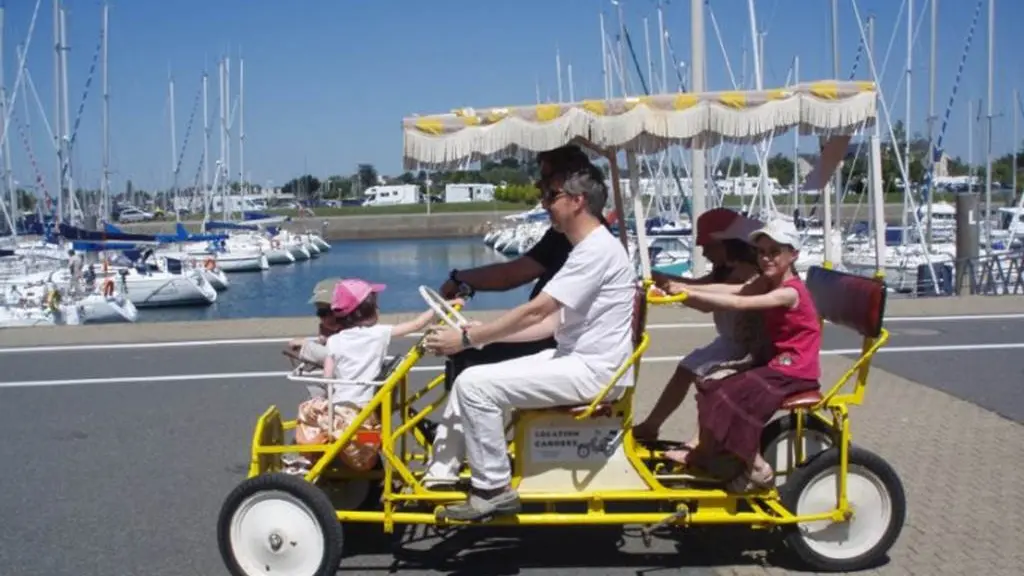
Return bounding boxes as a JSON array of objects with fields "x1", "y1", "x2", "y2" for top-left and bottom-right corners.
[{"x1": 633, "y1": 364, "x2": 697, "y2": 441}]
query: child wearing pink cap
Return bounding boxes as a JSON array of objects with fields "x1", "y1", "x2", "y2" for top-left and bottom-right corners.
[
  {"x1": 321, "y1": 278, "x2": 459, "y2": 406},
  {"x1": 288, "y1": 278, "x2": 461, "y2": 475}
]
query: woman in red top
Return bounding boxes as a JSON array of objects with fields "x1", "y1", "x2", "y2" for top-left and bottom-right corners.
[{"x1": 658, "y1": 218, "x2": 822, "y2": 492}]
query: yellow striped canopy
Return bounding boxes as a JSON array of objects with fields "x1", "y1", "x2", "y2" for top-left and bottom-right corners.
[{"x1": 402, "y1": 81, "x2": 876, "y2": 169}]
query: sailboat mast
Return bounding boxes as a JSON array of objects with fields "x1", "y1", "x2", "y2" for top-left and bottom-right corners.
[
  {"x1": 239, "y1": 56, "x2": 245, "y2": 195},
  {"x1": 690, "y1": 0, "x2": 707, "y2": 276},
  {"x1": 657, "y1": 1, "x2": 667, "y2": 93},
  {"x1": 984, "y1": 0, "x2": 994, "y2": 244},
  {"x1": 53, "y1": 0, "x2": 62, "y2": 222},
  {"x1": 225, "y1": 55, "x2": 231, "y2": 204},
  {"x1": 644, "y1": 17, "x2": 653, "y2": 92},
  {"x1": 1014, "y1": 88, "x2": 1019, "y2": 202},
  {"x1": 567, "y1": 63, "x2": 575, "y2": 102},
  {"x1": 169, "y1": 73, "x2": 177, "y2": 222},
  {"x1": 828, "y1": 0, "x2": 842, "y2": 263},
  {"x1": 902, "y1": 0, "x2": 913, "y2": 246},
  {"x1": 59, "y1": 6, "x2": 73, "y2": 223},
  {"x1": 867, "y1": 14, "x2": 887, "y2": 272},
  {"x1": 615, "y1": 0, "x2": 626, "y2": 97},
  {"x1": 967, "y1": 99, "x2": 973, "y2": 188},
  {"x1": 101, "y1": 2, "x2": 110, "y2": 222},
  {"x1": 1, "y1": 6, "x2": 17, "y2": 236},
  {"x1": 219, "y1": 57, "x2": 226, "y2": 220},
  {"x1": 555, "y1": 47, "x2": 563, "y2": 102},
  {"x1": 925, "y1": 0, "x2": 937, "y2": 245},
  {"x1": 600, "y1": 12, "x2": 610, "y2": 100},
  {"x1": 202, "y1": 69, "x2": 209, "y2": 209},
  {"x1": 793, "y1": 55, "x2": 800, "y2": 214}
]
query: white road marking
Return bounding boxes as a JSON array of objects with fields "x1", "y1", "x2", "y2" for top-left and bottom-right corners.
[
  {"x1": 2, "y1": 313, "x2": 1023, "y2": 354},
  {"x1": 2, "y1": 341, "x2": 1023, "y2": 389}
]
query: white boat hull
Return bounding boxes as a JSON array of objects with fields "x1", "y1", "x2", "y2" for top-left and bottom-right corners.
[
  {"x1": 102, "y1": 272, "x2": 217, "y2": 308},
  {"x1": 266, "y1": 249, "x2": 295, "y2": 265},
  {"x1": 79, "y1": 293, "x2": 139, "y2": 324},
  {"x1": 200, "y1": 268, "x2": 230, "y2": 291},
  {"x1": 217, "y1": 253, "x2": 269, "y2": 272},
  {"x1": 288, "y1": 244, "x2": 311, "y2": 260}
]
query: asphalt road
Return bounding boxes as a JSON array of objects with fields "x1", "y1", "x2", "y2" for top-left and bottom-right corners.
[{"x1": 0, "y1": 314, "x2": 1021, "y2": 575}]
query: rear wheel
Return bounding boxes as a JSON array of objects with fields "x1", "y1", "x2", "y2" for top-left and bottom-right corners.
[
  {"x1": 760, "y1": 413, "x2": 836, "y2": 487},
  {"x1": 780, "y1": 446, "x2": 907, "y2": 572},
  {"x1": 218, "y1": 473, "x2": 343, "y2": 576}
]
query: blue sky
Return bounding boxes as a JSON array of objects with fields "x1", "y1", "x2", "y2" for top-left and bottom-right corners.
[{"x1": 2, "y1": 0, "x2": 1022, "y2": 193}]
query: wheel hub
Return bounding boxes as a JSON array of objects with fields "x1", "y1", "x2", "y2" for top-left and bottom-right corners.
[{"x1": 268, "y1": 532, "x2": 284, "y2": 552}]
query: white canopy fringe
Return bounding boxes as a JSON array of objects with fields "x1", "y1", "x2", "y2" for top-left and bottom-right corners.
[{"x1": 402, "y1": 81, "x2": 876, "y2": 169}]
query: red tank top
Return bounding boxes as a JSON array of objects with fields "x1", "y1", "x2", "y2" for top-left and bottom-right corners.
[{"x1": 763, "y1": 277, "x2": 822, "y2": 381}]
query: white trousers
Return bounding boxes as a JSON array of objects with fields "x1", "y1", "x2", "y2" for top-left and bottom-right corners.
[{"x1": 426, "y1": 349, "x2": 606, "y2": 490}]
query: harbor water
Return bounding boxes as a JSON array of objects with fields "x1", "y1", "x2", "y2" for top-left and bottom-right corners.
[{"x1": 138, "y1": 238, "x2": 532, "y2": 323}]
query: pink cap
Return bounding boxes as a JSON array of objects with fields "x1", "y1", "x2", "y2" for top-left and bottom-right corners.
[{"x1": 331, "y1": 279, "x2": 386, "y2": 315}]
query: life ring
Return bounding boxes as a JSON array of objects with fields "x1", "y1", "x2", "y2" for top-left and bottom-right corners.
[
  {"x1": 102, "y1": 279, "x2": 116, "y2": 298},
  {"x1": 204, "y1": 257, "x2": 216, "y2": 271},
  {"x1": 271, "y1": 239, "x2": 281, "y2": 249}
]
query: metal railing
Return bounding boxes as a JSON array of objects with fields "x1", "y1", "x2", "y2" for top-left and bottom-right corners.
[{"x1": 954, "y1": 250, "x2": 1024, "y2": 296}]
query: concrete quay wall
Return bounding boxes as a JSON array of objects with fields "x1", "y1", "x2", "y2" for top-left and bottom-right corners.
[{"x1": 120, "y1": 210, "x2": 518, "y2": 241}]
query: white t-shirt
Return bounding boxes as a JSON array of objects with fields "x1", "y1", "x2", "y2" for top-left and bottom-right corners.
[
  {"x1": 324, "y1": 324, "x2": 393, "y2": 406},
  {"x1": 542, "y1": 225, "x2": 637, "y2": 385}
]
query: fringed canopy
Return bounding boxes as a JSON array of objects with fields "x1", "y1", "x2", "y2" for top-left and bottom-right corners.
[{"x1": 402, "y1": 81, "x2": 877, "y2": 169}]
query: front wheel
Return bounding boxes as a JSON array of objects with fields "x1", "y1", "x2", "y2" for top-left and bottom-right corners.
[
  {"x1": 218, "y1": 473, "x2": 344, "y2": 576},
  {"x1": 780, "y1": 446, "x2": 907, "y2": 572}
]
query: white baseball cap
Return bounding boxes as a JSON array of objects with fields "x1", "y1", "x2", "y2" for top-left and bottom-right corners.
[
  {"x1": 748, "y1": 218, "x2": 802, "y2": 250},
  {"x1": 710, "y1": 215, "x2": 763, "y2": 243}
]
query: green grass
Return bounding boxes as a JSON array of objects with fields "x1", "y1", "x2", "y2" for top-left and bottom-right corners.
[{"x1": 180, "y1": 201, "x2": 528, "y2": 221}]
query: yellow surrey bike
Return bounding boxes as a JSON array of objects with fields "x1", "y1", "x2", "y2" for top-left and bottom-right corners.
[{"x1": 216, "y1": 267, "x2": 906, "y2": 575}]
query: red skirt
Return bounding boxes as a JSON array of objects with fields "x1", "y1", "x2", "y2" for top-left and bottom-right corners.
[{"x1": 696, "y1": 366, "x2": 819, "y2": 466}]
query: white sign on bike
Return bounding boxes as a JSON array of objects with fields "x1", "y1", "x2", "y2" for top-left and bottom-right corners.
[{"x1": 529, "y1": 426, "x2": 622, "y2": 463}]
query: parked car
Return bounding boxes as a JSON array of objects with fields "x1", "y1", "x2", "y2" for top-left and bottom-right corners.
[{"x1": 117, "y1": 206, "x2": 154, "y2": 223}]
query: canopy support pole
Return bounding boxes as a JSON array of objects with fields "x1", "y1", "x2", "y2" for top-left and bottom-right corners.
[
  {"x1": 608, "y1": 154, "x2": 629, "y2": 250},
  {"x1": 627, "y1": 150, "x2": 653, "y2": 281}
]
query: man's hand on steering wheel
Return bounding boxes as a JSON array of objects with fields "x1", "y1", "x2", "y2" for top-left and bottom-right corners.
[{"x1": 424, "y1": 326, "x2": 468, "y2": 356}]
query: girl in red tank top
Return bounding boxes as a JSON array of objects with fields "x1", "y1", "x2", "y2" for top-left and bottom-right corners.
[{"x1": 659, "y1": 217, "x2": 822, "y2": 492}]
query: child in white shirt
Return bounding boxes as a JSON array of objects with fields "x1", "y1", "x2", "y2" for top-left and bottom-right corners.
[{"x1": 288, "y1": 278, "x2": 460, "y2": 474}]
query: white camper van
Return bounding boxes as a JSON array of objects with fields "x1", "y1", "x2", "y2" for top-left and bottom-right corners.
[
  {"x1": 362, "y1": 185, "x2": 420, "y2": 206},
  {"x1": 444, "y1": 183, "x2": 496, "y2": 203}
]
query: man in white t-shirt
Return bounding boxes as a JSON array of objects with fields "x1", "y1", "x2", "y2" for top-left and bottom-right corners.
[{"x1": 423, "y1": 161, "x2": 637, "y2": 521}]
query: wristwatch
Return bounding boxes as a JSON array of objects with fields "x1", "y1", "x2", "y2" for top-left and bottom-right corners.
[
  {"x1": 449, "y1": 269, "x2": 476, "y2": 297},
  {"x1": 460, "y1": 326, "x2": 473, "y2": 349}
]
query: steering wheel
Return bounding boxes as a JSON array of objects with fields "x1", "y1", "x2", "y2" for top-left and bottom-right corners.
[{"x1": 418, "y1": 285, "x2": 469, "y2": 330}]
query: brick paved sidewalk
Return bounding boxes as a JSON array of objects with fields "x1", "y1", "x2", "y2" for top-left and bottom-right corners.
[{"x1": 637, "y1": 358, "x2": 1024, "y2": 575}]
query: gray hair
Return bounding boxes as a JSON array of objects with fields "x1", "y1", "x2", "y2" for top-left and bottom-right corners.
[{"x1": 560, "y1": 164, "x2": 608, "y2": 218}]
